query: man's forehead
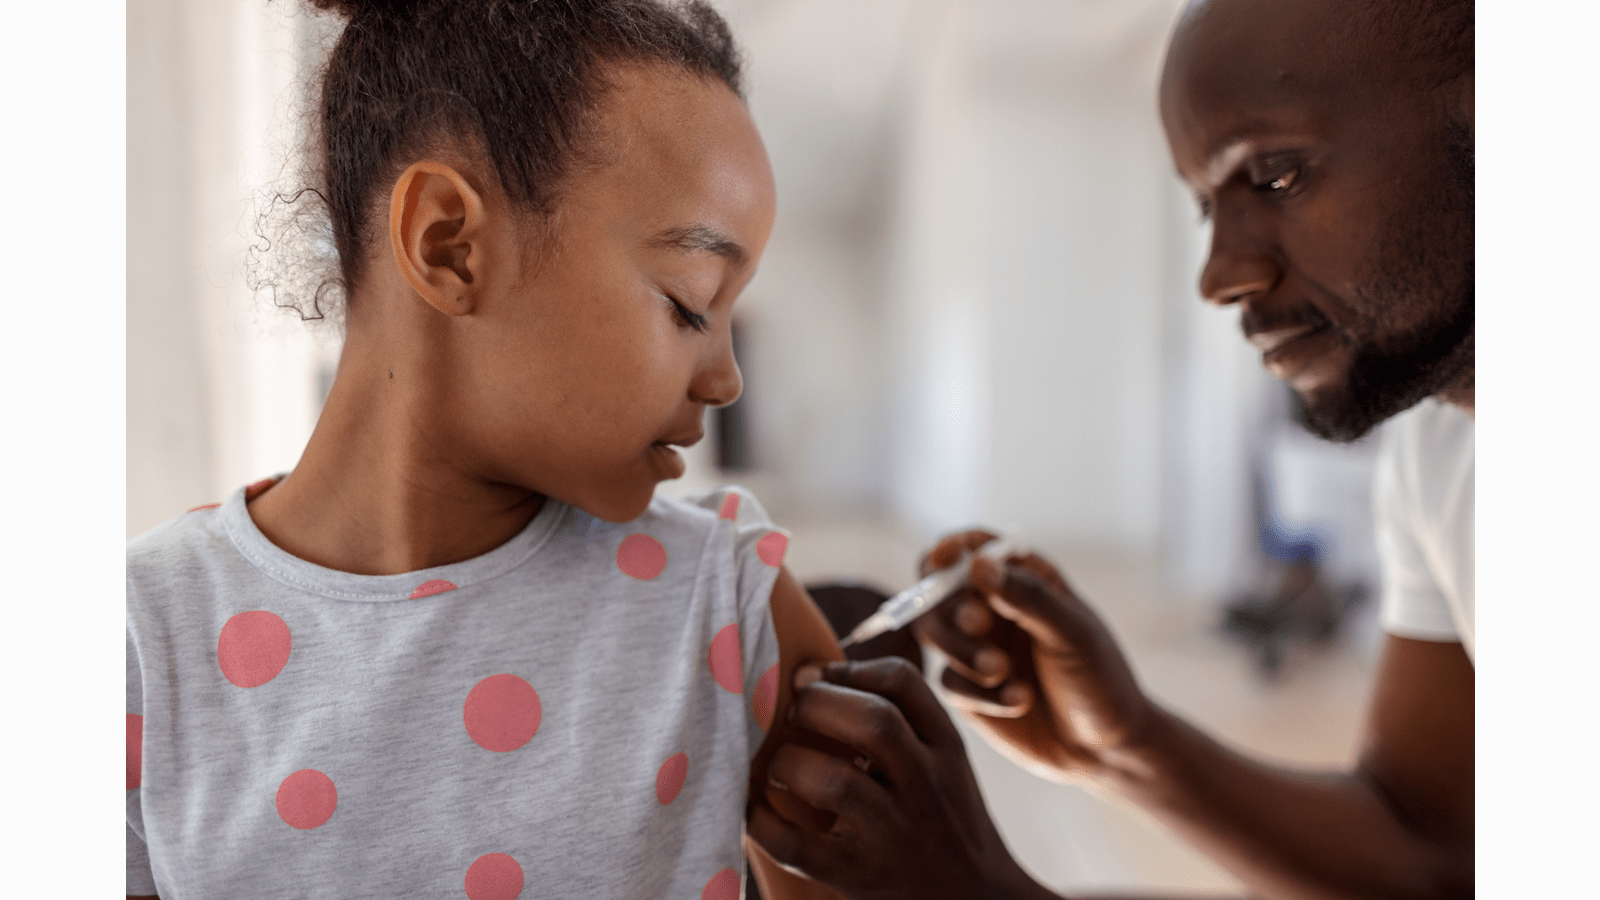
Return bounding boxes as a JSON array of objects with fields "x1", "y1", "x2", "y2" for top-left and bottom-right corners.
[{"x1": 1160, "y1": 0, "x2": 1384, "y2": 169}]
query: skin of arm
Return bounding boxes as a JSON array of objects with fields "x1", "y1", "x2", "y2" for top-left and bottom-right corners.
[
  {"x1": 745, "y1": 566, "x2": 853, "y2": 900},
  {"x1": 915, "y1": 530, "x2": 1474, "y2": 900}
]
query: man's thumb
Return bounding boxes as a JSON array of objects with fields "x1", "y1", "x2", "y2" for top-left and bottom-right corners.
[{"x1": 970, "y1": 557, "x2": 1073, "y2": 649}]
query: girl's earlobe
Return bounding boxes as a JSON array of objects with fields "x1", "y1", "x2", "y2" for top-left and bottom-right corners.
[{"x1": 389, "y1": 160, "x2": 488, "y2": 317}]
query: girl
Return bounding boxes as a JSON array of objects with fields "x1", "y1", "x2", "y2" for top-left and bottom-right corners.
[{"x1": 125, "y1": 1, "x2": 846, "y2": 897}]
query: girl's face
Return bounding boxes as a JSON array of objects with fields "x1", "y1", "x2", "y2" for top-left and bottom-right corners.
[{"x1": 449, "y1": 65, "x2": 777, "y2": 523}]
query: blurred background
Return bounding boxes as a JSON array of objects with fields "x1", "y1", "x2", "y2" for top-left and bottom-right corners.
[{"x1": 128, "y1": 0, "x2": 1393, "y2": 895}]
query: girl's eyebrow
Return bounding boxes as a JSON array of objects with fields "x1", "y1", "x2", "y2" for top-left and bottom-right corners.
[{"x1": 645, "y1": 224, "x2": 747, "y2": 267}]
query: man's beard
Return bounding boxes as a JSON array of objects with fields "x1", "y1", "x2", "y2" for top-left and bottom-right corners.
[
  {"x1": 1301, "y1": 294, "x2": 1473, "y2": 443},
  {"x1": 1298, "y1": 121, "x2": 1474, "y2": 443}
]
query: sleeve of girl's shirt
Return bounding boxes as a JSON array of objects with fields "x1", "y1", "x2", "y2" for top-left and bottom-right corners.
[
  {"x1": 691, "y1": 485, "x2": 786, "y2": 760},
  {"x1": 127, "y1": 618, "x2": 157, "y2": 895}
]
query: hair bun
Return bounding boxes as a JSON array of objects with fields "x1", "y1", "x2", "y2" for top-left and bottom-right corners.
[{"x1": 307, "y1": 0, "x2": 422, "y2": 20}]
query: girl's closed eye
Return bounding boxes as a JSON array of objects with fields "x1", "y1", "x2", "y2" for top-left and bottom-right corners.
[{"x1": 664, "y1": 294, "x2": 710, "y2": 333}]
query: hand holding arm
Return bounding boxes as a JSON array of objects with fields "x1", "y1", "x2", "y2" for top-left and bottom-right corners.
[{"x1": 747, "y1": 657, "x2": 1060, "y2": 900}]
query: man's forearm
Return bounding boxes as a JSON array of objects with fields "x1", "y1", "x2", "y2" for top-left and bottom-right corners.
[{"x1": 1097, "y1": 705, "x2": 1470, "y2": 900}]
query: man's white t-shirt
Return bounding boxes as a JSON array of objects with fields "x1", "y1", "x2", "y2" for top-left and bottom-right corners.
[{"x1": 1372, "y1": 399, "x2": 1475, "y2": 662}]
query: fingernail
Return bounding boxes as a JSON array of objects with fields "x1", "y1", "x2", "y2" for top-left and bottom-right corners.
[
  {"x1": 971, "y1": 557, "x2": 1003, "y2": 592},
  {"x1": 955, "y1": 601, "x2": 989, "y2": 635},
  {"x1": 975, "y1": 647, "x2": 1006, "y2": 676},
  {"x1": 793, "y1": 663, "x2": 823, "y2": 690},
  {"x1": 1001, "y1": 682, "x2": 1030, "y2": 707}
]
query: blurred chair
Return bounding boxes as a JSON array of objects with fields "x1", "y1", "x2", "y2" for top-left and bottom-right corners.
[{"x1": 807, "y1": 582, "x2": 924, "y2": 672}]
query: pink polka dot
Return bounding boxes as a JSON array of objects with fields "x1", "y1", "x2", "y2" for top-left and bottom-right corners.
[
  {"x1": 217, "y1": 610, "x2": 292, "y2": 688},
  {"x1": 463, "y1": 674, "x2": 542, "y2": 752},
  {"x1": 409, "y1": 579, "x2": 458, "y2": 599},
  {"x1": 276, "y1": 769, "x2": 337, "y2": 830},
  {"x1": 708, "y1": 624, "x2": 743, "y2": 694},
  {"x1": 752, "y1": 664, "x2": 779, "y2": 732},
  {"x1": 702, "y1": 868, "x2": 740, "y2": 900},
  {"x1": 616, "y1": 533, "x2": 668, "y2": 580},
  {"x1": 755, "y1": 531, "x2": 788, "y2": 568},
  {"x1": 656, "y1": 752, "x2": 689, "y2": 805},
  {"x1": 718, "y1": 492, "x2": 740, "y2": 520},
  {"x1": 464, "y1": 852, "x2": 525, "y2": 900},
  {"x1": 126, "y1": 714, "x2": 143, "y2": 791}
]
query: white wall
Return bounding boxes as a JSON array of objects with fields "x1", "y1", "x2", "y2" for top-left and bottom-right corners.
[
  {"x1": 734, "y1": 0, "x2": 1234, "y2": 562},
  {"x1": 127, "y1": 0, "x2": 336, "y2": 537}
]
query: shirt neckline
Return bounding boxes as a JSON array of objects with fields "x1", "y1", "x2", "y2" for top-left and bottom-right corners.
[{"x1": 218, "y1": 478, "x2": 568, "y2": 602}]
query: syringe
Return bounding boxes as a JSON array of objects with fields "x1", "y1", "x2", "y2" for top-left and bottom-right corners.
[{"x1": 837, "y1": 536, "x2": 1025, "y2": 649}]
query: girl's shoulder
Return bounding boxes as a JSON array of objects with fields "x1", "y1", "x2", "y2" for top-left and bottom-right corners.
[
  {"x1": 126, "y1": 491, "x2": 241, "y2": 580},
  {"x1": 640, "y1": 485, "x2": 791, "y2": 571},
  {"x1": 649, "y1": 484, "x2": 775, "y2": 531}
]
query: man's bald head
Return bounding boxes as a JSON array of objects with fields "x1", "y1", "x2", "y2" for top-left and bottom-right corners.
[
  {"x1": 1166, "y1": 0, "x2": 1472, "y2": 91},
  {"x1": 1159, "y1": 0, "x2": 1474, "y2": 441}
]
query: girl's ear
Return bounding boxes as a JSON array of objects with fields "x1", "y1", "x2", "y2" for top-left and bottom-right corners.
[{"x1": 388, "y1": 161, "x2": 489, "y2": 317}]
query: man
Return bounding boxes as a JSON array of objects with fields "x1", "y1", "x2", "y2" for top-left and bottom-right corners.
[{"x1": 746, "y1": 0, "x2": 1474, "y2": 897}]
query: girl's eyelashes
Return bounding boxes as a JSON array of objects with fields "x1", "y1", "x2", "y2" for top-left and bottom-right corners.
[
  {"x1": 1195, "y1": 193, "x2": 1214, "y2": 223},
  {"x1": 664, "y1": 295, "x2": 710, "y2": 333}
]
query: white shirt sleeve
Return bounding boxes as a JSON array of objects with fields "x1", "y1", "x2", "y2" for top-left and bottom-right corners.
[{"x1": 1373, "y1": 406, "x2": 1462, "y2": 644}]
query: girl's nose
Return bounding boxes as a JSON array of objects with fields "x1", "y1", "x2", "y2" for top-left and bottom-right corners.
[{"x1": 692, "y1": 334, "x2": 743, "y2": 408}]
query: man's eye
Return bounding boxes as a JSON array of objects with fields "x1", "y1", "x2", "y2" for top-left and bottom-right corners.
[{"x1": 1253, "y1": 163, "x2": 1301, "y2": 194}]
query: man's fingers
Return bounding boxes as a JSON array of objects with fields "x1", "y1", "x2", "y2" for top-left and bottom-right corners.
[
  {"x1": 767, "y1": 743, "x2": 895, "y2": 823},
  {"x1": 919, "y1": 529, "x2": 999, "y2": 575},
  {"x1": 804, "y1": 657, "x2": 967, "y2": 752},
  {"x1": 747, "y1": 799, "x2": 850, "y2": 882},
  {"x1": 1013, "y1": 551, "x2": 1076, "y2": 595},
  {"x1": 913, "y1": 600, "x2": 1010, "y2": 689},
  {"x1": 970, "y1": 558, "x2": 1093, "y2": 655},
  {"x1": 939, "y1": 666, "x2": 1035, "y2": 719}
]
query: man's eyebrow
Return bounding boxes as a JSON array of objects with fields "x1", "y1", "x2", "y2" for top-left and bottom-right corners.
[
  {"x1": 1204, "y1": 137, "x2": 1258, "y2": 185},
  {"x1": 644, "y1": 225, "x2": 747, "y2": 267}
]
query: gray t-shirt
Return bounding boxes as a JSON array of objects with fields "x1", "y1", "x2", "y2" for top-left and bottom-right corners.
[{"x1": 126, "y1": 481, "x2": 785, "y2": 899}]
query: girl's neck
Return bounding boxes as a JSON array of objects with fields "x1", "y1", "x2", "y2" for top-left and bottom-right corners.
[{"x1": 246, "y1": 328, "x2": 545, "y2": 577}]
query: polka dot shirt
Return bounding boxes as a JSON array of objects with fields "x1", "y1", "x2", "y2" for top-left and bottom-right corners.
[{"x1": 126, "y1": 481, "x2": 787, "y2": 899}]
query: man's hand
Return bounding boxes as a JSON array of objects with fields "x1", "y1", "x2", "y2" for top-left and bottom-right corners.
[
  {"x1": 746, "y1": 658, "x2": 1054, "y2": 900},
  {"x1": 911, "y1": 530, "x2": 1154, "y2": 785}
]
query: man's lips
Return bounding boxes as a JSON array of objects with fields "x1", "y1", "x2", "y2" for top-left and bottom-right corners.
[
  {"x1": 1244, "y1": 321, "x2": 1345, "y2": 389},
  {"x1": 1246, "y1": 322, "x2": 1329, "y2": 357}
]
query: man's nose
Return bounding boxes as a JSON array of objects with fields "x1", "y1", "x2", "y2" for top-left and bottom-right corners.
[{"x1": 1197, "y1": 207, "x2": 1278, "y2": 307}]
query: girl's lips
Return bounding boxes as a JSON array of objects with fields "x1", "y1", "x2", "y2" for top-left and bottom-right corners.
[{"x1": 650, "y1": 442, "x2": 687, "y2": 479}]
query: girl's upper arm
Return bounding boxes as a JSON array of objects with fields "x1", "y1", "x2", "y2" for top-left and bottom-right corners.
[
  {"x1": 745, "y1": 566, "x2": 850, "y2": 900},
  {"x1": 762, "y1": 566, "x2": 847, "y2": 744}
]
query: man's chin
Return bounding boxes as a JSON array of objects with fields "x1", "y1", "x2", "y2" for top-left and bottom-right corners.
[
  {"x1": 1296, "y1": 389, "x2": 1391, "y2": 443},
  {"x1": 1295, "y1": 367, "x2": 1450, "y2": 443}
]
